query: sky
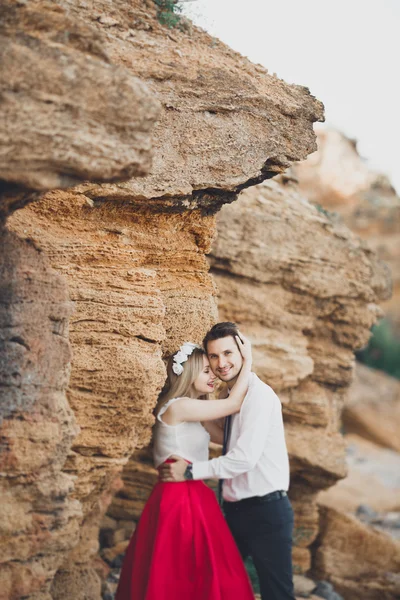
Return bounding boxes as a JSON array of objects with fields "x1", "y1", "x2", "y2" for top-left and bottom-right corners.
[{"x1": 182, "y1": 0, "x2": 400, "y2": 194}]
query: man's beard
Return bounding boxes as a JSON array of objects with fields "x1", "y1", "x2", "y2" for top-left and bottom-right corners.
[{"x1": 222, "y1": 368, "x2": 240, "y2": 387}]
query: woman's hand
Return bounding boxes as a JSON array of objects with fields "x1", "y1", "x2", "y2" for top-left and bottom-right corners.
[{"x1": 235, "y1": 333, "x2": 252, "y2": 366}]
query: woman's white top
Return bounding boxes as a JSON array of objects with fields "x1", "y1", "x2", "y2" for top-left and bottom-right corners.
[{"x1": 153, "y1": 397, "x2": 210, "y2": 468}]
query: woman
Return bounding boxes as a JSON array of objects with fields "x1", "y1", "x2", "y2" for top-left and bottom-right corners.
[{"x1": 115, "y1": 336, "x2": 254, "y2": 600}]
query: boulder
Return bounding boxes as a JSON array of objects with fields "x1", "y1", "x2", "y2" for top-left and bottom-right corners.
[{"x1": 314, "y1": 505, "x2": 400, "y2": 600}]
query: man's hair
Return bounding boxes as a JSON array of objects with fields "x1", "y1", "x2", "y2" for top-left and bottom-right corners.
[{"x1": 203, "y1": 322, "x2": 239, "y2": 352}]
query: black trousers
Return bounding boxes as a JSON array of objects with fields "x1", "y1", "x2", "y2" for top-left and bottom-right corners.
[{"x1": 224, "y1": 494, "x2": 296, "y2": 600}]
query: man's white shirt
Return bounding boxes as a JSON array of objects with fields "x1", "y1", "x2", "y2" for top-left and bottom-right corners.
[{"x1": 192, "y1": 372, "x2": 290, "y2": 502}]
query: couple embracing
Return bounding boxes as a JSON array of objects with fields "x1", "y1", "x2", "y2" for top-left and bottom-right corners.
[{"x1": 116, "y1": 322, "x2": 295, "y2": 600}]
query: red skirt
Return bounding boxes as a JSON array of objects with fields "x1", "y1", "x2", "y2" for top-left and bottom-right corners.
[{"x1": 115, "y1": 478, "x2": 254, "y2": 600}]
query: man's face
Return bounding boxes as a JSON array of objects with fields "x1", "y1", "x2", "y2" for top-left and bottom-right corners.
[{"x1": 206, "y1": 336, "x2": 243, "y2": 383}]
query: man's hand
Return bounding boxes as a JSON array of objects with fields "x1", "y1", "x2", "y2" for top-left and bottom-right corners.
[
  {"x1": 236, "y1": 331, "x2": 252, "y2": 365},
  {"x1": 158, "y1": 455, "x2": 188, "y2": 482}
]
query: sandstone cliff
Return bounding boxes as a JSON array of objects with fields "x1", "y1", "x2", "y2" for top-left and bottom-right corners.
[{"x1": 0, "y1": 1, "x2": 324, "y2": 599}]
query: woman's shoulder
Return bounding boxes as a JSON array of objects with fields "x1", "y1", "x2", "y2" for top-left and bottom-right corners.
[{"x1": 157, "y1": 397, "x2": 189, "y2": 423}]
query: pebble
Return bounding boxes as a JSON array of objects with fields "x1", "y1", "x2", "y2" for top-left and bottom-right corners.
[{"x1": 314, "y1": 581, "x2": 344, "y2": 600}]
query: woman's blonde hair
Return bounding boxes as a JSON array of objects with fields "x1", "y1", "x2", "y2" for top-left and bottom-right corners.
[{"x1": 156, "y1": 347, "x2": 207, "y2": 416}]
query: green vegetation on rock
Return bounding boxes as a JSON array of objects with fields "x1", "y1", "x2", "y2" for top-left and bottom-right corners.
[{"x1": 154, "y1": 0, "x2": 182, "y2": 28}]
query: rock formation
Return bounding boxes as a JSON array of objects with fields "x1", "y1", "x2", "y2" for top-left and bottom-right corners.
[
  {"x1": 106, "y1": 175, "x2": 391, "y2": 587},
  {"x1": 0, "y1": 0, "x2": 160, "y2": 202},
  {"x1": 293, "y1": 128, "x2": 400, "y2": 330},
  {"x1": 0, "y1": 1, "x2": 324, "y2": 599},
  {"x1": 314, "y1": 505, "x2": 400, "y2": 599},
  {"x1": 0, "y1": 0, "x2": 159, "y2": 596},
  {"x1": 0, "y1": 231, "x2": 81, "y2": 600},
  {"x1": 317, "y1": 365, "x2": 400, "y2": 598}
]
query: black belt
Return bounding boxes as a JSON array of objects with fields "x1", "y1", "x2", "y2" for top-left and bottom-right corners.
[{"x1": 223, "y1": 490, "x2": 287, "y2": 510}]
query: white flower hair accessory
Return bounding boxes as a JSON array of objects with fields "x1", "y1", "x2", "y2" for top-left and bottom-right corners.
[{"x1": 172, "y1": 342, "x2": 201, "y2": 376}]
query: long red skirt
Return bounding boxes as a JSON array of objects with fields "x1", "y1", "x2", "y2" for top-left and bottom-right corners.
[{"x1": 115, "y1": 478, "x2": 254, "y2": 600}]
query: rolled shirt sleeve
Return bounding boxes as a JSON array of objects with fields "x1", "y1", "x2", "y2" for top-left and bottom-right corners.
[{"x1": 192, "y1": 385, "x2": 275, "y2": 481}]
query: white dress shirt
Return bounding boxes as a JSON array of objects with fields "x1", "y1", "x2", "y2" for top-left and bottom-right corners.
[{"x1": 192, "y1": 373, "x2": 290, "y2": 502}]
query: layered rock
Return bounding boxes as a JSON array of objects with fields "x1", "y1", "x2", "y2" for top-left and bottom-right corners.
[
  {"x1": 293, "y1": 128, "x2": 400, "y2": 329},
  {"x1": 1, "y1": 1, "x2": 324, "y2": 598},
  {"x1": 0, "y1": 229, "x2": 80, "y2": 600},
  {"x1": 68, "y1": 0, "x2": 323, "y2": 204},
  {"x1": 0, "y1": 0, "x2": 160, "y2": 204},
  {"x1": 0, "y1": 1, "x2": 160, "y2": 596},
  {"x1": 6, "y1": 188, "x2": 217, "y2": 598},
  {"x1": 292, "y1": 130, "x2": 400, "y2": 596}
]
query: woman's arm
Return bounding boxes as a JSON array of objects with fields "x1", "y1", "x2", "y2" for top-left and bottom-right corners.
[{"x1": 164, "y1": 335, "x2": 252, "y2": 425}]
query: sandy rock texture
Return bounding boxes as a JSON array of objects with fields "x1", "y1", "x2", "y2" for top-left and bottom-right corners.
[
  {"x1": 0, "y1": 1, "x2": 324, "y2": 598},
  {"x1": 6, "y1": 189, "x2": 216, "y2": 598},
  {"x1": 0, "y1": 229, "x2": 80, "y2": 600},
  {"x1": 0, "y1": 0, "x2": 160, "y2": 193},
  {"x1": 69, "y1": 0, "x2": 324, "y2": 206},
  {"x1": 0, "y1": 0, "x2": 159, "y2": 596},
  {"x1": 293, "y1": 128, "x2": 400, "y2": 330}
]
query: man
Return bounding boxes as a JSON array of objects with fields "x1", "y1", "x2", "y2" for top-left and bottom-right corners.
[{"x1": 160, "y1": 322, "x2": 295, "y2": 600}]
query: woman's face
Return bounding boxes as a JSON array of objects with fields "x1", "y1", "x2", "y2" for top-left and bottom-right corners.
[{"x1": 193, "y1": 355, "x2": 216, "y2": 395}]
